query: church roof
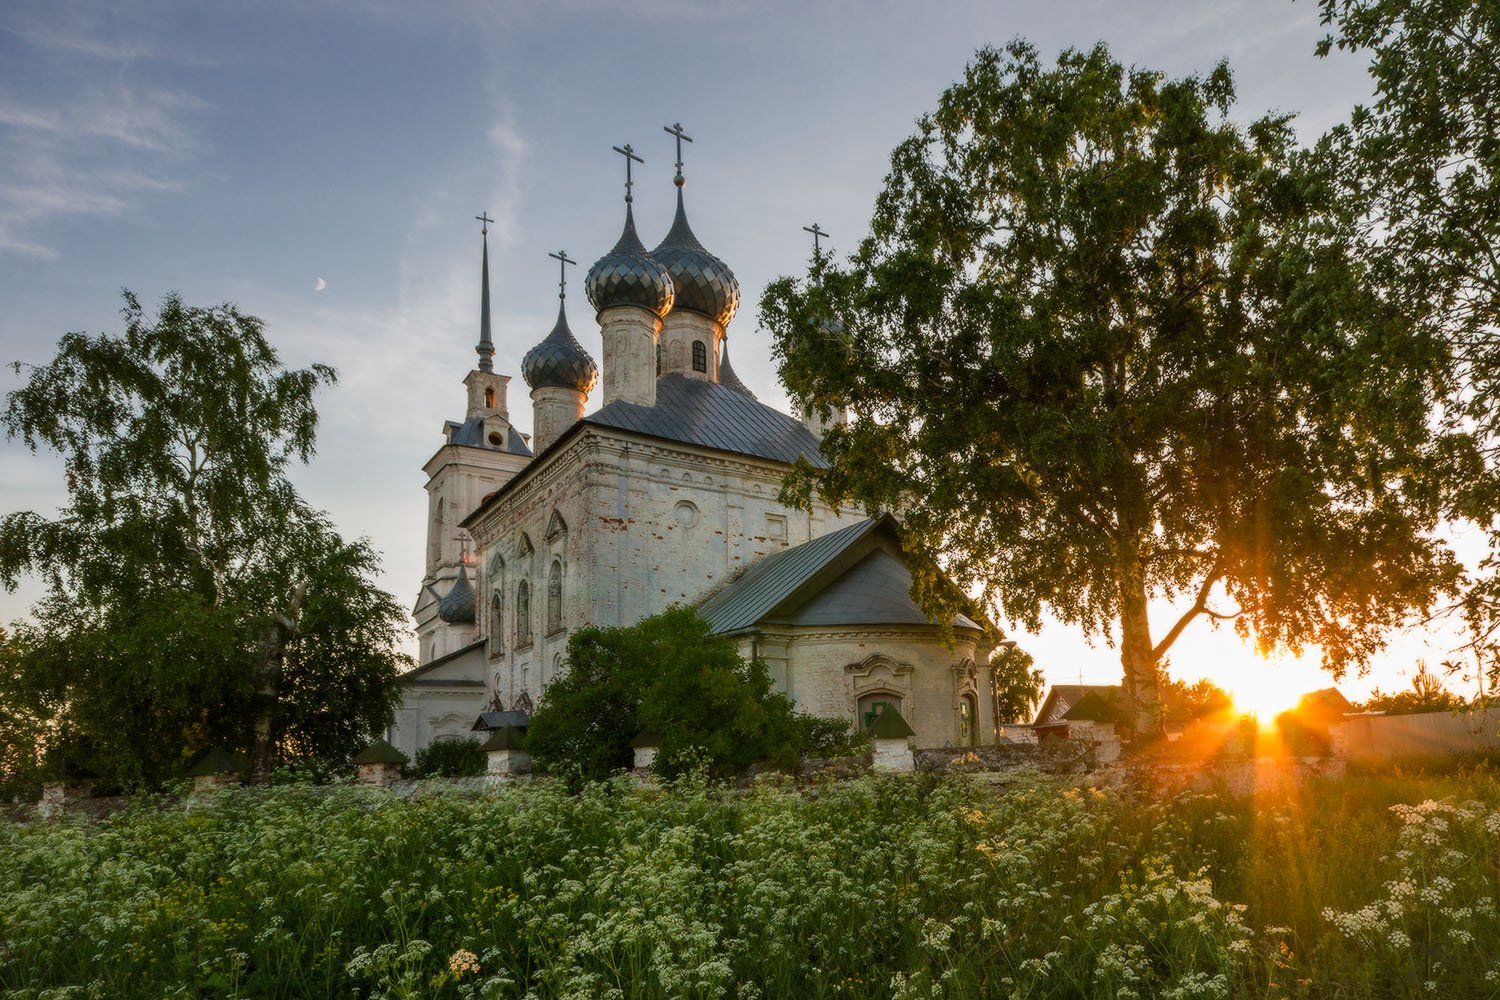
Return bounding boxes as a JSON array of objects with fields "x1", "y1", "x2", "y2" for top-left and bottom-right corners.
[
  {"x1": 698, "y1": 515, "x2": 985, "y2": 636},
  {"x1": 698, "y1": 518, "x2": 883, "y2": 634},
  {"x1": 445, "y1": 417, "x2": 532, "y2": 456},
  {"x1": 585, "y1": 373, "x2": 824, "y2": 468},
  {"x1": 434, "y1": 565, "x2": 476, "y2": 624},
  {"x1": 717, "y1": 341, "x2": 755, "y2": 398}
]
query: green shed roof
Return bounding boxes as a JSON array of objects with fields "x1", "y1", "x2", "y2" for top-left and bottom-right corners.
[
  {"x1": 628, "y1": 730, "x2": 660, "y2": 749},
  {"x1": 867, "y1": 705, "x2": 915, "y2": 739},
  {"x1": 352, "y1": 738, "x2": 408, "y2": 766}
]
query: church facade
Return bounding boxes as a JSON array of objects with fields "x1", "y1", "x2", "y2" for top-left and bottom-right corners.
[{"x1": 390, "y1": 138, "x2": 1008, "y2": 760}]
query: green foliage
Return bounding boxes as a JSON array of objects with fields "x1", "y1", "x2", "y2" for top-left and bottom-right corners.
[
  {"x1": 1161, "y1": 674, "x2": 1234, "y2": 724},
  {"x1": 788, "y1": 712, "x2": 869, "y2": 759},
  {"x1": 1318, "y1": 0, "x2": 1500, "y2": 713},
  {"x1": 526, "y1": 607, "x2": 853, "y2": 784},
  {"x1": 410, "y1": 737, "x2": 487, "y2": 779},
  {"x1": 0, "y1": 291, "x2": 408, "y2": 789},
  {"x1": 990, "y1": 643, "x2": 1046, "y2": 723},
  {"x1": 1360, "y1": 662, "x2": 1471, "y2": 716},
  {"x1": 0, "y1": 628, "x2": 43, "y2": 801},
  {"x1": 4, "y1": 772, "x2": 1500, "y2": 997},
  {"x1": 762, "y1": 41, "x2": 1469, "y2": 736}
]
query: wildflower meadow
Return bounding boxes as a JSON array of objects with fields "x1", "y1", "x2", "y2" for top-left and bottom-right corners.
[{"x1": 3, "y1": 768, "x2": 1499, "y2": 999}]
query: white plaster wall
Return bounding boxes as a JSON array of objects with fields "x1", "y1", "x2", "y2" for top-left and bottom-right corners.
[
  {"x1": 388, "y1": 688, "x2": 487, "y2": 761},
  {"x1": 752, "y1": 627, "x2": 994, "y2": 749},
  {"x1": 468, "y1": 426, "x2": 852, "y2": 715}
]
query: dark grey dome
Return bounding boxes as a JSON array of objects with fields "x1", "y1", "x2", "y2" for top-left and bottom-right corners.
[
  {"x1": 652, "y1": 189, "x2": 739, "y2": 326},
  {"x1": 585, "y1": 205, "x2": 675, "y2": 318},
  {"x1": 436, "y1": 566, "x2": 476, "y2": 624},
  {"x1": 718, "y1": 341, "x2": 755, "y2": 398},
  {"x1": 522, "y1": 302, "x2": 599, "y2": 393}
]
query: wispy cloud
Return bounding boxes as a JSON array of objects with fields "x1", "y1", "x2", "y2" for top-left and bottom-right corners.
[{"x1": 0, "y1": 7, "x2": 210, "y2": 257}]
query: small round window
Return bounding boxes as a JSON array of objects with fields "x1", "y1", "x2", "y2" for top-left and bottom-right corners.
[{"x1": 488, "y1": 431, "x2": 504, "y2": 446}]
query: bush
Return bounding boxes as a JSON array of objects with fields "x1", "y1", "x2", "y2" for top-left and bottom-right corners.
[
  {"x1": 527, "y1": 607, "x2": 854, "y2": 784},
  {"x1": 409, "y1": 737, "x2": 486, "y2": 778}
]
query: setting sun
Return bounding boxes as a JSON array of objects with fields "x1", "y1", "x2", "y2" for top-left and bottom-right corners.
[{"x1": 1182, "y1": 637, "x2": 1335, "y2": 723}]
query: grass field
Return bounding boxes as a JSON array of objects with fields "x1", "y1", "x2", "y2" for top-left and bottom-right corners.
[{"x1": 3, "y1": 767, "x2": 1499, "y2": 999}]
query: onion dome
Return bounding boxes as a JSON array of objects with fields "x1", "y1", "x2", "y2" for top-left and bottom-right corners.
[
  {"x1": 652, "y1": 189, "x2": 740, "y2": 326},
  {"x1": 522, "y1": 302, "x2": 599, "y2": 394},
  {"x1": 718, "y1": 340, "x2": 755, "y2": 398},
  {"x1": 435, "y1": 565, "x2": 476, "y2": 624},
  {"x1": 585, "y1": 205, "x2": 675, "y2": 318}
]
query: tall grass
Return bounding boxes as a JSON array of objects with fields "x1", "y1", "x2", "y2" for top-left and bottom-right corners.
[{"x1": 2, "y1": 769, "x2": 1498, "y2": 998}]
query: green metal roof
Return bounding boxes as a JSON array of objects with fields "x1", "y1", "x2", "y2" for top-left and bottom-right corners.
[
  {"x1": 351, "y1": 738, "x2": 408, "y2": 766},
  {"x1": 867, "y1": 705, "x2": 915, "y2": 739}
]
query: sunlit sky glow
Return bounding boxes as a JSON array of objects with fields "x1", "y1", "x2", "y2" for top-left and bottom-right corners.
[{"x1": 0, "y1": 0, "x2": 1480, "y2": 707}]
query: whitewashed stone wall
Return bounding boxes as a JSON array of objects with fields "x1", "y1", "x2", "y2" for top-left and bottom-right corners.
[
  {"x1": 467, "y1": 426, "x2": 849, "y2": 713},
  {"x1": 740, "y1": 627, "x2": 995, "y2": 749}
]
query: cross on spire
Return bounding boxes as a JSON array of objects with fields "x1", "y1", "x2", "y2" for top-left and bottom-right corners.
[
  {"x1": 803, "y1": 222, "x2": 830, "y2": 256},
  {"x1": 548, "y1": 249, "x2": 576, "y2": 299},
  {"x1": 476, "y1": 211, "x2": 495, "y2": 372},
  {"x1": 612, "y1": 143, "x2": 644, "y2": 203},
  {"x1": 663, "y1": 122, "x2": 693, "y2": 186}
]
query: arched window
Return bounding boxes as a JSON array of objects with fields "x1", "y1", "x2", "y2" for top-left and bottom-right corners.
[
  {"x1": 483, "y1": 386, "x2": 495, "y2": 409},
  {"x1": 656, "y1": 342, "x2": 662, "y2": 376},
  {"x1": 692, "y1": 340, "x2": 707, "y2": 372},
  {"x1": 429, "y1": 498, "x2": 445, "y2": 568},
  {"x1": 516, "y1": 580, "x2": 532, "y2": 647},
  {"x1": 489, "y1": 592, "x2": 504, "y2": 655},
  {"x1": 960, "y1": 693, "x2": 979, "y2": 746},
  {"x1": 546, "y1": 560, "x2": 563, "y2": 634}
]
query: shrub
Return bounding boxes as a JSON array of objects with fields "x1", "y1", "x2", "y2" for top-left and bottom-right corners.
[
  {"x1": 409, "y1": 737, "x2": 486, "y2": 778},
  {"x1": 526, "y1": 607, "x2": 853, "y2": 784}
]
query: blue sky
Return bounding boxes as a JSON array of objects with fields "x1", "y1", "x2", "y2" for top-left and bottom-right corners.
[{"x1": 2, "y1": 0, "x2": 1457, "y2": 705}]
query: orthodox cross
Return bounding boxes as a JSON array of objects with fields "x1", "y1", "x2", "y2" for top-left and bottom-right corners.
[
  {"x1": 549, "y1": 249, "x2": 576, "y2": 299},
  {"x1": 476, "y1": 211, "x2": 493, "y2": 236},
  {"x1": 612, "y1": 143, "x2": 644, "y2": 203},
  {"x1": 803, "y1": 222, "x2": 830, "y2": 256},
  {"x1": 663, "y1": 122, "x2": 693, "y2": 182}
]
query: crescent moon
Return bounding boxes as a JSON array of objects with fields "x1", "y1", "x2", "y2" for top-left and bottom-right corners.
[{"x1": 314, "y1": 277, "x2": 327, "y2": 291}]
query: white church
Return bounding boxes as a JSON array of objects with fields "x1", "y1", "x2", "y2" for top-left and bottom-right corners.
[{"x1": 389, "y1": 131, "x2": 1010, "y2": 759}]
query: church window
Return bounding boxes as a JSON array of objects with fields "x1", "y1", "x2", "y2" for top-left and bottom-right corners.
[
  {"x1": 546, "y1": 560, "x2": 563, "y2": 635},
  {"x1": 656, "y1": 342, "x2": 661, "y2": 376},
  {"x1": 488, "y1": 431, "x2": 504, "y2": 446},
  {"x1": 483, "y1": 386, "x2": 495, "y2": 409},
  {"x1": 960, "y1": 693, "x2": 978, "y2": 746},
  {"x1": 516, "y1": 580, "x2": 532, "y2": 647},
  {"x1": 489, "y1": 592, "x2": 504, "y2": 656},
  {"x1": 429, "y1": 498, "x2": 446, "y2": 568},
  {"x1": 692, "y1": 340, "x2": 707, "y2": 372}
]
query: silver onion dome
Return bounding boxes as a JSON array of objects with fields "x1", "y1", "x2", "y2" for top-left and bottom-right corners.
[
  {"x1": 652, "y1": 189, "x2": 739, "y2": 327},
  {"x1": 434, "y1": 565, "x2": 476, "y2": 624},
  {"x1": 522, "y1": 302, "x2": 599, "y2": 394},
  {"x1": 585, "y1": 205, "x2": 675, "y2": 318}
]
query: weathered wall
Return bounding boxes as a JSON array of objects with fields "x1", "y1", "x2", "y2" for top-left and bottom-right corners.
[
  {"x1": 466, "y1": 427, "x2": 850, "y2": 712},
  {"x1": 743, "y1": 627, "x2": 994, "y2": 749}
]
